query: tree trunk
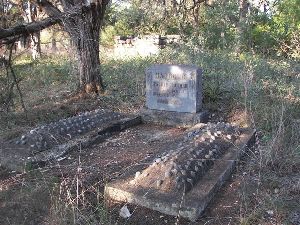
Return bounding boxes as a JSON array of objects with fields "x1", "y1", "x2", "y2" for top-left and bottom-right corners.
[
  {"x1": 74, "y1": 32, "x2": 104, "y2": 94},
  {"x1": 26, "y1": 1, "x2": 41, "y2": 59},
  {"x1": 51, "y1": 36, "x2": 57, "y2": 52},
  {"x1": 236, "y1": 0, "x2": 248, "y2": 54},
  {"x1": 31, "y1": 32, "x2": 41, "y2": 59},
  {"x1": 51, "y1": 29, "x2": 57, "y2": 52},
  {"x1": 65, "y1": 5, "x2": 105, "y2": 94}
]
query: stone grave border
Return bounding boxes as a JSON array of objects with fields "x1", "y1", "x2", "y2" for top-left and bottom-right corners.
[
  {"x1": 0, "y1": 116, "x2": 142, "y2": 172},
  {"x1": 30, "y1": 116, "x2": 142, "y2": 166},
  {"x1": 104, "y1": 128, "x2": 255, "y2": 221}
]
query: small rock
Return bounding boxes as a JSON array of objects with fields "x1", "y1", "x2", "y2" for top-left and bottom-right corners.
[
  {"x1": 197, "y1": 161, "x2": 203, "y2": 166},
  {"x1": 119, "y1": 205, "x2": 131, "y2": 219},
  {"x1": 155, "y1": 158, "x2": 162, "y2": 163},
  {"x1": 156, "y1": 179, "x2": 163, "y2": 187},
  {"x1": 143, "y1": 172, "x2": 149, "y2": 177},
  {"x1": 171, "y1": 168, "x2": 178, "y2": 175},
  {"x1": 175, "y1": 176, "x2": 181, "y2": 182},
  {"x1": 266, "y1": 210, "x2": 274, "y2": 216},
  {"x1": 21, "y1": 135, "x2": 26, "y2": 140},
  {"x1": 165, "y1": 170, "x2": 172, "y2": 178},
  {"x1": 176, "y1": 182, "x2": 183, "y2": 190},
  {"x1": 135, "y1": 171, "x2": 141, "y2": 179}
]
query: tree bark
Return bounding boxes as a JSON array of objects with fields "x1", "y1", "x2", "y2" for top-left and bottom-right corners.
[
  {"x1": 27, "y1": 1, "x2": 41, "y2": 59},
  {"x1": 62, "y1": 4, "x2": 107, "y2": 94},
  {"x1": 236, "y1": 0, "x2": 248, "y2": 54},
  {"x1": 72, "y1": 22, "x2": 104, "y2": 94},
  {"x1": 30, "y1": 32, "x2": 41, "y2": 60}
]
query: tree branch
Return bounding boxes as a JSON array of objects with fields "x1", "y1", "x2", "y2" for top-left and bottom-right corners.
[
  {"x1": 37, "y1": 0, "x2": 62, "y2": 17},
  {"x1": 0, "y1": 16, "x2": 60, "y2": 40}
]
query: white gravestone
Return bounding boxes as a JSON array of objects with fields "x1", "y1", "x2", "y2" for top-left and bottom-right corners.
[{"x1": 146, "y1": 64, "x2": 203, "y2": 113}]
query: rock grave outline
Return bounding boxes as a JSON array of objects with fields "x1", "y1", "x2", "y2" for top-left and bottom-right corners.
[
  {"x1": 104, "y1": 122, "x2": 255, "y2": 221},
  {"x1": 2, "y1": 109, "x2": 142, "y2": 171}
]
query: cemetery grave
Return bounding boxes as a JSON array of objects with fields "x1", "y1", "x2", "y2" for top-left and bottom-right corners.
[
  {"x1": 1, "y1": 109, "x2": 142, "y2": 171},
  {"x1": 13, "y1": 109, "x2": 125, "y2": 152},
  {"x1": 103, "y1": 64, "x2": 255, "y2": 221},
  {"x1": 104, "y1": 123, "x2": 255, "y2": 221},
  {"x1": 0, "y1": 63, "x2": 256, "y2": 223},
  {"x1": 124, "y1": 122, "x2": 241, "y2": 193}
]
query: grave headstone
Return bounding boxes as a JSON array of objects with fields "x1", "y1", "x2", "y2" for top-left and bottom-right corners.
[
  {"x1": 143, "y1": 64, "x2": 208, "y2": 126},
  {"x1": 146, "y1": 64, "x2": 202, "y2": 113}
]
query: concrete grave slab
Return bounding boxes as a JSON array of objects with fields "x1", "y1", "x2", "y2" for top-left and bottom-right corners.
[
  {"x1": 146, "y1": 64, "x2": 203, "y2": 113},
  {"x1": 12, "y1": 109, "x2": 126, "y2": 153},
  {"x1": 1, "y1": 109, "x2": 142, "y2": 171},
  {"x1": 105, "y1": 123, "x2": 255, "y2": 221}
]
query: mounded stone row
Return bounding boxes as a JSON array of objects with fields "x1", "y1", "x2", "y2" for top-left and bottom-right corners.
[
  {"x1": 14, "y1": 109, "x2": 124, "y2": 152},
  {"x1": 186, "y1": 122, "x2": 240, "y2": 142},
  {"x1": 130, "y1": 122, "x2": 241, "y2": 193}
]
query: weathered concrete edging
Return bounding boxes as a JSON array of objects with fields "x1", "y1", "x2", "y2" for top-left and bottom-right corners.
[
  {"x1": 104, "y1": 128, "x2": 255, "y2": 221},
  {"x1": 0, "y1": 116, "x2": 142, "y2": 172},
  {"x1": 30, "y1": 116, "x2": 142, "y2": 166}
]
